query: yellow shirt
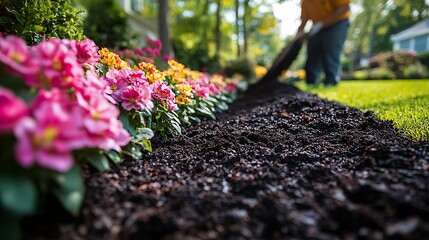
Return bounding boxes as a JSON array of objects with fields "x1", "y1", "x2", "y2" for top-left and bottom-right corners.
[{"x1": 301, "y1": 0, "x2": 350, "y2": 26}]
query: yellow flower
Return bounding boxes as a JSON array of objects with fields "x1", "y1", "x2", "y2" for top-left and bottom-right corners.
[
  {"x1": 168, "y1": 60, "x2": 185, "y2": 71},
  {"x1": 255, "y1": 65, "x2": 267, "y2": 77},
  {"x1": 98, "y1": 48, "x2": 130, "y2": 70},
  {"x1": 188, "y1": 70, "x2": 203, "y2": 81},
  {"x1": 210, "y1": 74, "x2": 227, "y2": 89},
  {"x1": 175, "y1": 83, "x2": 193, "y2": 97},
  {"x1": 138, "y1": 62, "x2": 165, "y2": 83},
  {"x1": 176, "y1": 94, "x2": 193, "y2": 105},
  {"x1": 298, "y1": 69, "x2": 306, "y2": 79}
]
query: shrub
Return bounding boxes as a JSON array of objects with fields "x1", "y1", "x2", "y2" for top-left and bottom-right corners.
[
  {"x1": 403, "y1": 63, "x2": 429, "y2": 79},
  {"x1": 82, "y1": 0, "x2": 131, "y2": 49},
  {"x1": 222, "y1": 57, "x2": 257, "y2": 81},
  {"x1": 417, "y1": 52, "x2": 429, "y2": 68},
  {"x1": 0, "y1": 0, "x2": 84, "y2": 45},
  {"x1": 370, "y1": 67, "x2": 395, "y2": 80},
  {"x1": 352, "y1": 70, "x2": 370, "y2": 80},
  {"x1": 368, "y1": 50, "x2": 418, "y2": 78}
]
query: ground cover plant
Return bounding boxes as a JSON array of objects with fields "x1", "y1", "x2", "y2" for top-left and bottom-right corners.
[{"x1": 296, "y1": 80, "x2": 429, "y2": 141}]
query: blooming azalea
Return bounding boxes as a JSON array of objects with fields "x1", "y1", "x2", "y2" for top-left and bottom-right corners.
[
  {"x1": 151, "y1": 81, "x2": 178, "y2": 110},
  {"x1": 26, "y1": 38, "x2": 84, "y2": 90},
  {"x1": 0, "y1": 35, "x2": 39, "y2": 76},
  {"x1": 0, "y1": 87, "x2": 28, "y2": 133},
  {"x1": 14, "y1": 97, "x2": 85, "y2": 172},
  {"x1": 76, "y1": 86, "x2": 130, "y2": 151},
  {"x1": 70, "y1": 38, "x2": 101, "y2": 69},
  {"x1": 120, "y1": 85, "x2": 153, "y2": 111}
]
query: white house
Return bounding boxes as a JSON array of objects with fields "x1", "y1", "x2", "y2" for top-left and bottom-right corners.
[
  {"x1": 117, "y1": 0, "x2": 158, "y2": 46},
  {"x1": 390, "y1": 18, "x2": 429, "y2": 54}
]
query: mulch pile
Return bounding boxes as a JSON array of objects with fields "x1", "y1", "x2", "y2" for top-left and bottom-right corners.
[{"x1": 24, "y1": 81, "x2": 429, "y2": 240}]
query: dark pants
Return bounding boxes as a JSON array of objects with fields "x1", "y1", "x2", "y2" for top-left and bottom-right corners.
[{"x1": 305, "y1": 19, "x2": 349, "y2": 85}]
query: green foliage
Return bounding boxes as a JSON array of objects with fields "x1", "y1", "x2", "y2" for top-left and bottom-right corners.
[
  {"x1": 296, "y1": 79, "x2": 429, "y2": 141},
  {"x1": 417, "y1": 51, "x2": 429, "y2": 68},
  {"x1": 82, "y1": 0, "x2": 130, "y2": 48},
  {"x1": 368, "y1": 50, "x2": 419, "y2": 78},
  {"x1": 173, "y1": 40, "x2": 220, "y2": 73},
  {"x1": 0, "y1": 160, "x2": 85, "y2": 238},
  {"x1": 51, "y1": 166, "x2": 84, "y2": 216},
  {"x1": 222, "y1": 57, "x2": 256, "y2": 80},
  {"x1": 370, "y1": 67, "x2": 396, "y2": 79},
  {"x1": 0, "y1": 0, "x2": 84, "y2": 45},
  {"x1": 403, "y1": 64, "x2": 429, "y2": 79}
]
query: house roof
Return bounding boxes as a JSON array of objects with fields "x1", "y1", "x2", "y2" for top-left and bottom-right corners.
[{"x1": 390, "y1": 18, "x2": 429, "y2": 42}]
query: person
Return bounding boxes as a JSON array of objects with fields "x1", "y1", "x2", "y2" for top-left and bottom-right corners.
[{"x1": 296, "y1": 0, "x2": 351, "y2": 86}]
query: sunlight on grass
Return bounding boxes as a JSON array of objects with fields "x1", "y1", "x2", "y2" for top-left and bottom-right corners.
[{"x1": 295, "y1": 80, "x2": 429, "y2": 141}]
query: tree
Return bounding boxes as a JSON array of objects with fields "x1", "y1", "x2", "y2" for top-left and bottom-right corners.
[
  {"x1": 82, "y1": 0, "x2": 130, "y2": 48},
  {"x1": 158, "y1": 0, "x2": 173, "y2": 57}
]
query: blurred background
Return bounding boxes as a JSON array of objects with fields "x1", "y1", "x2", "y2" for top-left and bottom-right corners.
[{"x1": 1, "y1": 0, "x2": 428, "y2": 79}]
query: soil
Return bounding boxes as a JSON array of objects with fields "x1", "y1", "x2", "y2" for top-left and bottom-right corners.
[{"x1": 23, "y1": 81, "x2": 429, "y2": 240}]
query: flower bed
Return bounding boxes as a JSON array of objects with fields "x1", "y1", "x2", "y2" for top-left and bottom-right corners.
[{"x1": 0, "y1": 35, "x2": 240, "y2": 238}]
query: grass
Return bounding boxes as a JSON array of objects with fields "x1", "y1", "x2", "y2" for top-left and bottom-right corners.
[{"x1": 295, "y1": 79, "x2": 429, "y2": 142}]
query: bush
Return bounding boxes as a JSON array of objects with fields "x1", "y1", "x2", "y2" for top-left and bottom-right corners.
[
  {"x1": 352, "y1": 70, "x2": 370, "y2": 80},
  {"x1": 417, "y1": 52, "x2": 429, "y2": 68},
  {"x1": 403, "y1": 64, "x2": 429, "y2": 79},
  {"x1": 82, "y1": 0, "x2": 131, "y2": 49},
  {"x1": 370, "y1": 67, "x2": 395, "y2": 79},
  {"x1": 222, "y1": 57, "x2": 256, "y2": 81},
  {"x1": 368, "y1": 50, "x2": 418, "y2": 78},
  {"x1": 0, "y1": 0, "x2": 84, "y2": 45}
]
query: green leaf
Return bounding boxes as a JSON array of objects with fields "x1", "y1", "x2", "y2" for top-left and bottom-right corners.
[
  {"x1": 119, "y1": 113, "x2": 136, "y2": 136},
  {"x1": 52, "y1": 166, "x2": 84, "y2": 216},
  {"x1": 124, "y1": 143, "x2": 143, "y2": 160},
  {"x1": 86, "y1": 152, "x2": 110, "y2": 172},
  {"x1": 171, "y1": 121, "x2": 182, "y2": 134},
  {"x1": 0, "y1": 176, "x2": 36, "y2": 215},
  {"x1": 135, "y1": 128, "x2": 154, "y2": 140},
  {"x1": 140, "y1": 139, "x2": 152, "y2": 152},
  {"x1": 0, "y1": 211, "x2": 21, "y2": 240},
  {"x1": 105, "y1": 150, "x2": 122, "y2": 164}
]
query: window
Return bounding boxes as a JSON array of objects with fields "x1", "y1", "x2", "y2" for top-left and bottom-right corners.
[
  {"x1": 131, "y1": 0, "x2": 142, "y2": 12},
  {"x1": 414, "y1": 34, "x2": 428, "y2": 53},
  {"x1": 399, "y1": 39, "x2": 411, "y2": 50}
]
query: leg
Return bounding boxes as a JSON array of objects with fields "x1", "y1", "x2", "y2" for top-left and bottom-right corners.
[
  {"x1": 305, "y1": 33, "x2": 323, "y2": 85},
  {"x1": 321, "y1": 19, "x2": 349, "y2": 85}
]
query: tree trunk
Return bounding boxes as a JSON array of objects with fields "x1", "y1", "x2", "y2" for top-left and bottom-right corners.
[
  {"x1": 235, "y1": 0, "x2": 241, "y2": 58},
  {"x1": 158, "y1": 0, "x2": 172, "y2": 57},
  {"x1": 243, "y1": 0, "x2": 250, "y2": 57},
  {"x1": 215, "y1": 0, "x2": 222, "y2": 58}
]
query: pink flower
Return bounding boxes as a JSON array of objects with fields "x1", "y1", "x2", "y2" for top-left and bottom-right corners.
[
  {"x1": 151, "y1": 81, "x2": 178, "y2": 110},
  {"x1": 76, "y1": 88, "x2": 130, "y2": 151},
  {"x1": 120, "y1": 85, "x2": 153, "y2": 111},
  {"x1": 194, "y1": 84, "x2": 210, "y2": 98},
  {"x1": 162, "y1": 55, "x2": 171, "y2": 62},
  {"x1": 152, "y1": 48, "x2": 160, "y2": 57},
  {"x1": 152, "y1": 81, "x2": 174, "y2": 101},
  {"x1": 102, "y1": 69, "x2": 129, "y2": 103},
  {"x1": 70, "y1": 38, "x2": 101, "y2": 69},
  {"x1": 14, "y1": 99, "x2": 85, "y2": 172},
  {"x1": 26, "y1": 38, "x2": 84, "y2": 89},
  {"x1": 0, "y1": 35, "x2": 39, "y2": 76},
  {"x1": 225, "y1": 83, "x2": 237, "y2": 93},
  {"x1": 208, "y1": 83, "x2": 221, "y2": 95},
  {"x1": 146, "y1": 39, "x2": 162, "y2": 50},
  {"x1": 0, "y1": 87, "x2": 28, "y2": 133}
]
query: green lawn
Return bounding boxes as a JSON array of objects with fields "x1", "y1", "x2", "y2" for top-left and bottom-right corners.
[{"x1": 295, "y1": 80, "x2": 429, "y2": 142}]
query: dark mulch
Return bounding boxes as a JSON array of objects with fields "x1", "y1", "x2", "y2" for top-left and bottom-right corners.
[{"x1": 24, "y1": 81, "x2": 429, "y2": 240}]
